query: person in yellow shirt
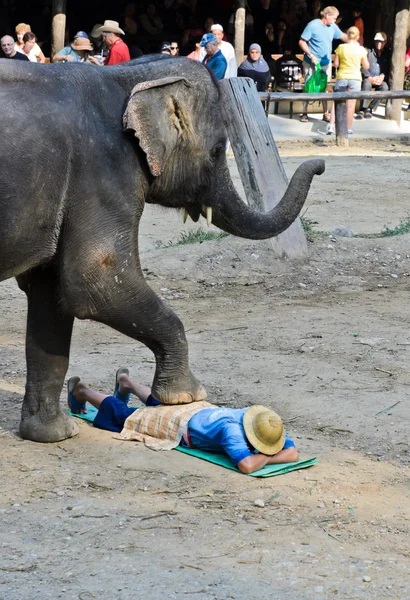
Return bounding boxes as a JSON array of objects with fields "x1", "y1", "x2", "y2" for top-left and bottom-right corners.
[{"x1": 327, "y1": 26, "x2": 369, "y2": 135}]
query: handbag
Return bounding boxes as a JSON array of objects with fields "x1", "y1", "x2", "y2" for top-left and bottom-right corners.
[{"x1": 304, "y1": 63, "x2": 328, "y2": 93}]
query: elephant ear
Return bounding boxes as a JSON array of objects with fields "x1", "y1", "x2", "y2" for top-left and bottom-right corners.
[{"x1": 123, "y1": 77, "x2": 194, "y2": 177}]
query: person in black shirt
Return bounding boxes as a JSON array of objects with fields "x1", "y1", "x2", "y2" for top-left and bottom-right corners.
[
  {"x1": 1, "y1": 35, "x2": 30, "y2": 60},
  {"x1": 238, "y1": 43, "x2": 271, "y2": 91},
  {"x1": 357, "y1": 32, "x2": 390, "y2": 119}
]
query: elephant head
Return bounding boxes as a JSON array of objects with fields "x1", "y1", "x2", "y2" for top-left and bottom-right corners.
[{"x1": 123, "y1": 69, "x2": 324, "y2": 239}]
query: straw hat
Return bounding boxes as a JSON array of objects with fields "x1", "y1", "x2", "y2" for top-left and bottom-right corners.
[
  {"x1": 97, "y1": 20, "x2": 125, "y2": 35},
  {"x1": 71, "y1": 37, "x2": 93, "y2": 52},
  {"x1": 243, "y1": 405, "x2": 285, "y2": 455}
]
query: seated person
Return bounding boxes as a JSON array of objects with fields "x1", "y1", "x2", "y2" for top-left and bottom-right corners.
[
  {"x1": 68, "y1": 370, "x2": 299, "y2": 475},
  {"x1": 357, "y1": 32, "x2": 390, "y2": 119},
  {"x1": 238, "y1": 43, "x2": 271, "y2": 92},
  {"x1": 53, "y1": 31, "x2": 92, "y2": 62},
  {"x1": 15, "y1": 22, "x2": 45, "y2": 62}
]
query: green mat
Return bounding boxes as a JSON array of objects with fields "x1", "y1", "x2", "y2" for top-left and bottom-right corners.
[
  {"x1": 176, "y1": 446, "x2": 317, "y2": 477},
  {"x1": 69, "y1": 408, "x2": 318, "y2": 477}
]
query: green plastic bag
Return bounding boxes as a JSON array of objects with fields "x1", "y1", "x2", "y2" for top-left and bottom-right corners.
[{"x1": 304, "y1": 63, "x2": 328, "y2": 93}]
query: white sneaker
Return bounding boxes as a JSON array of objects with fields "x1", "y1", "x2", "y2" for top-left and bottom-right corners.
[{"x1": 326, "y1": 124, "x2": 334, "y2": 135}]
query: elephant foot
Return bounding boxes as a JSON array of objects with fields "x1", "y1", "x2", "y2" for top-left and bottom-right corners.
[
  {"x1": 19, "y1": 411, "x2": 79, "y2": 443},
  {"x1": 153, "y1": 382, "x2": 208, "y2": 405}
]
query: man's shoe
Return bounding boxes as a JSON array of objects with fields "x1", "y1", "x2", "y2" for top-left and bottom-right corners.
[
  {"x1": 364, "y1": 109, "x2": 372, "y2": 119},
  {"x1": 326, "y1": 123, "x2": 334, "y2": 135},
  {"x1": 300, "y1": 114, "x2": 309, "y2": 123},
  {"x1": 355, "y1": 111, "x2": 364, "y2": 119}
]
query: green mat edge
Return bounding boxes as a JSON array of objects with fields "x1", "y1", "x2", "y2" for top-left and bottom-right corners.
[{"x1": 176, "y1": 446, "x2": 318, "y2": 477}]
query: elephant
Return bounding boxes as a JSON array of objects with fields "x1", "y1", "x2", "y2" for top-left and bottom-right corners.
[{"x1": 0, "y1": 55, "x2": 324, "y2": 443}]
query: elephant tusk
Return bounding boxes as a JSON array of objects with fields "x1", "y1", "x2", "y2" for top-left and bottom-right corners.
[
  {"x1": 206, "y1": 206, "x2": 212, "y2": 227},
  {"x1": 183, "y1": 209, "x2": 189, "y2": 224}
]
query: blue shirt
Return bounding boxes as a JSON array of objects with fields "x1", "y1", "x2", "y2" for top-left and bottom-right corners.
[
  {"x1": 57, "y1": 46, "x2": 84, "y2": 62},
  {"x1": 187, "y1": 407, "x2": 295, "y2": 466},
  {"x1": 203, "y1": 49, "x2": 227, "y2": 81},
  {"x1": 301, "y1": 19, "x2": 343, "y2": 66}
]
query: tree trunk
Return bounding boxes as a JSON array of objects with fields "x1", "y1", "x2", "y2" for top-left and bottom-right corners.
[
  {"x1": 234, "y1": 4, "x2": 246, "y2": 68},
  {"x1": 386, "y1": 0, "x2": 410, "y2": 123},
  {"x1": 51, "y1": 0, "x2": 66, "y2": 61}
]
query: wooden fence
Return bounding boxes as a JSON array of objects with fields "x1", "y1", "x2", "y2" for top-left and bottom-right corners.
[{"x1": 258, "y1": 90, "x2": 410, "y2": 146}]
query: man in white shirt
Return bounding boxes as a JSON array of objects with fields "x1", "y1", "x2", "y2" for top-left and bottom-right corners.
[{"x1": 199, "y1": 23, "x2": 237, "y2": 78}]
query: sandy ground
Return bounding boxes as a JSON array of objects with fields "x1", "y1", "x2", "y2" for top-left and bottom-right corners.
[{"x1": 1, "y1": 140, "x2": 410, "y2": 599}]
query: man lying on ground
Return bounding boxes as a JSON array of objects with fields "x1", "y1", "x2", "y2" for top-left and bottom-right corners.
[{"x1": 68, "y1": 370, "x2": 299, "y2": 474}]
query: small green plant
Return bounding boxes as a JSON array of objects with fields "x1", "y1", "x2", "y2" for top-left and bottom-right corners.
[
  {"x1": 381, "y1": 216, "x2": 410, "y2": 237},
  {"x1": 168, "y1": 228, "x2": 229, "y2": 247},
  {"x1": 301, "y1": 216, "x2": 319, "y2": 241}
]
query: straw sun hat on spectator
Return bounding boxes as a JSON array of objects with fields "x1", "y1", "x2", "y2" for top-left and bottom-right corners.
[
  {"x1": 71, "y1": 37, "x2": 93, "y2": 52},
  {"x1": 243, "y1": 405, "x2": 285, "y2": 455},
  {"x1": 15, "y1": 23, "x2": 31, "y2": 34},
  {"x1": 97, "y1": 21, "x2": 125, "y2": 35}
]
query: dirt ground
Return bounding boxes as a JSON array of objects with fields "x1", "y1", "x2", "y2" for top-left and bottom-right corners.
[{"x1": 1, "y1": 139, "x2": 410, "y2": 600}]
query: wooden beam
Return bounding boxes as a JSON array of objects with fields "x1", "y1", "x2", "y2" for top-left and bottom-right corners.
[
  {"x1": 51, "y1": 0, "x2": 66, "y2": 60},
  {"x1": 335, "y1": 101, "x2": 348, "y2": 147},
  {"x1": 234, "y1": 6, "x2": 246, "y2": 68},
  {"x1": 219, "y1": 77, "x2": 308, "y2": 260},
  {"x1": 386, "y1": 0, "x2": 410, "y2": 123}
]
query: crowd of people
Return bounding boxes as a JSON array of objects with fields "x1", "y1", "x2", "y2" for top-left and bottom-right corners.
[{"x1": 0, "y1": 1, "x2": 401, "y2": 131}]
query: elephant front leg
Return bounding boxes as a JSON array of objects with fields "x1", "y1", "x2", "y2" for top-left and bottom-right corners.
[
  {"x1": 67, "y1": 271, "x2": 206, "y2": 405},
  {"x1": 17, "y1": 269, "x2": 78, "y2": 442}
]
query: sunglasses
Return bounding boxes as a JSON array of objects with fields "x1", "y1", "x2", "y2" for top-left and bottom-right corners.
[{"x1": 171, "y1": 46, "x2": 179, "y2": 50}]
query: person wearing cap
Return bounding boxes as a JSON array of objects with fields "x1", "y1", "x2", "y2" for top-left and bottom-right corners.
[
  {"x1": 160, "y1": 41, "x2": 172, "y2": 55},
  {"x1": 15, "y1": 23, "x2": 45, "y2": 63},
  {"x1": 356, "y1": 32, "x2": 390, "y2": 119},
  {"x1": 89, "y1": 20, "x2": 130, "y2": 66},
  {"x1": 53, "y1": 31, "x2": 93, "y2": 62},
  {"x1": 67, "y1": 372, "x2": 299, "y2": 474},
  {"x1": 200, "y1": 33, "x2": 228, "y2": 81},
  {"x1": 199, "y1": 24, "x2": 237, "y2": 78}
]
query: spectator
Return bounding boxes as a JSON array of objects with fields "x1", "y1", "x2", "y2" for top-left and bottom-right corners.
[
  {"x1": 204, "y1": 16, "x2": 215, "y2": 33},
  {"x1": 357, "y1": 32, "x2": 390, "y2": 119},
  {"x1": 199, "y1": 24, "x2": 237, "y2": 78},
  {"x1": 298, "y1": 5, "x2": 347, "y2": 123},
  {"x1": 186, "y1": 38, "x2": 201, "y2": 61},
  {"x1": 200, "y1": 32, "x2": 227, "y2": 80},
  {"x1": 139, "y1": 4, "x2": 164, "y2": 35},
  {"x1": 327, "y1": 26, "x2": 369, "y2": 135},
  {"x1": 20, "y1": 32, "x2": 45, "y2": 63},
  {"x1": 15, "y1": 22, "x2": 45, "y2": 62},
  {"x1": 1, "y1": 35, "x2": 29, "y2": 60},
  {"x1": 260, "y1": 21, "x2": 280, "y2": 60},
  {"x1": 53, "y1": 31, "x2": 91, "y2": 63},
  {"x1": 170, "y1": 41, "x2": 179, "y2": 56},
  {"x1": 89, "y1": 21, "x2": 130, "y2": 66},
  {"x1": 238, "y1": 43, "x2": 271, "y2": 91},
  {"x1": 89, "y1": 23, "x2": 104, "y2": 54},
  {"x1": 352, "y1": 8, "x2": 364, "y2": 46},
  {"x1": 160, "y1": 41, "x2": 172, "y2": 54}
]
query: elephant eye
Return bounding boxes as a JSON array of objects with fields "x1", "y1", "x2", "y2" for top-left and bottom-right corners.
[{"x1": 210, "y1": 144, "x2": 223, "y2": 161}]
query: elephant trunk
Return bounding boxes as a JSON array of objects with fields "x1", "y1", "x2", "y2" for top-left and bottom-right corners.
[{"x1": 211, "y1": 159, "x2": 325, "y2": 240}]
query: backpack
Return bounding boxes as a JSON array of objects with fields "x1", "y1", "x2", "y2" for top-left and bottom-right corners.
[{"x1": 304, "y1": 63, "x2": 328, "y2": 93}]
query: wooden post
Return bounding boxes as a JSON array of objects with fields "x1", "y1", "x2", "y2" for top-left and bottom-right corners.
[
  {"x1": 335, "y1": 101, "x2": 349, "y2": 147},
  {"x1": 51, "y1": 0, "x2": 66, "y2": 60},
  {"x1": 234, "y1": 0, "x2": 246, "y2": 68},
  {"x1": 385, "y1": 0, "x2": 410, "y2": 123},
  {"x1": 218, "y1": 77, "x2": 308, "y2": 260}
]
